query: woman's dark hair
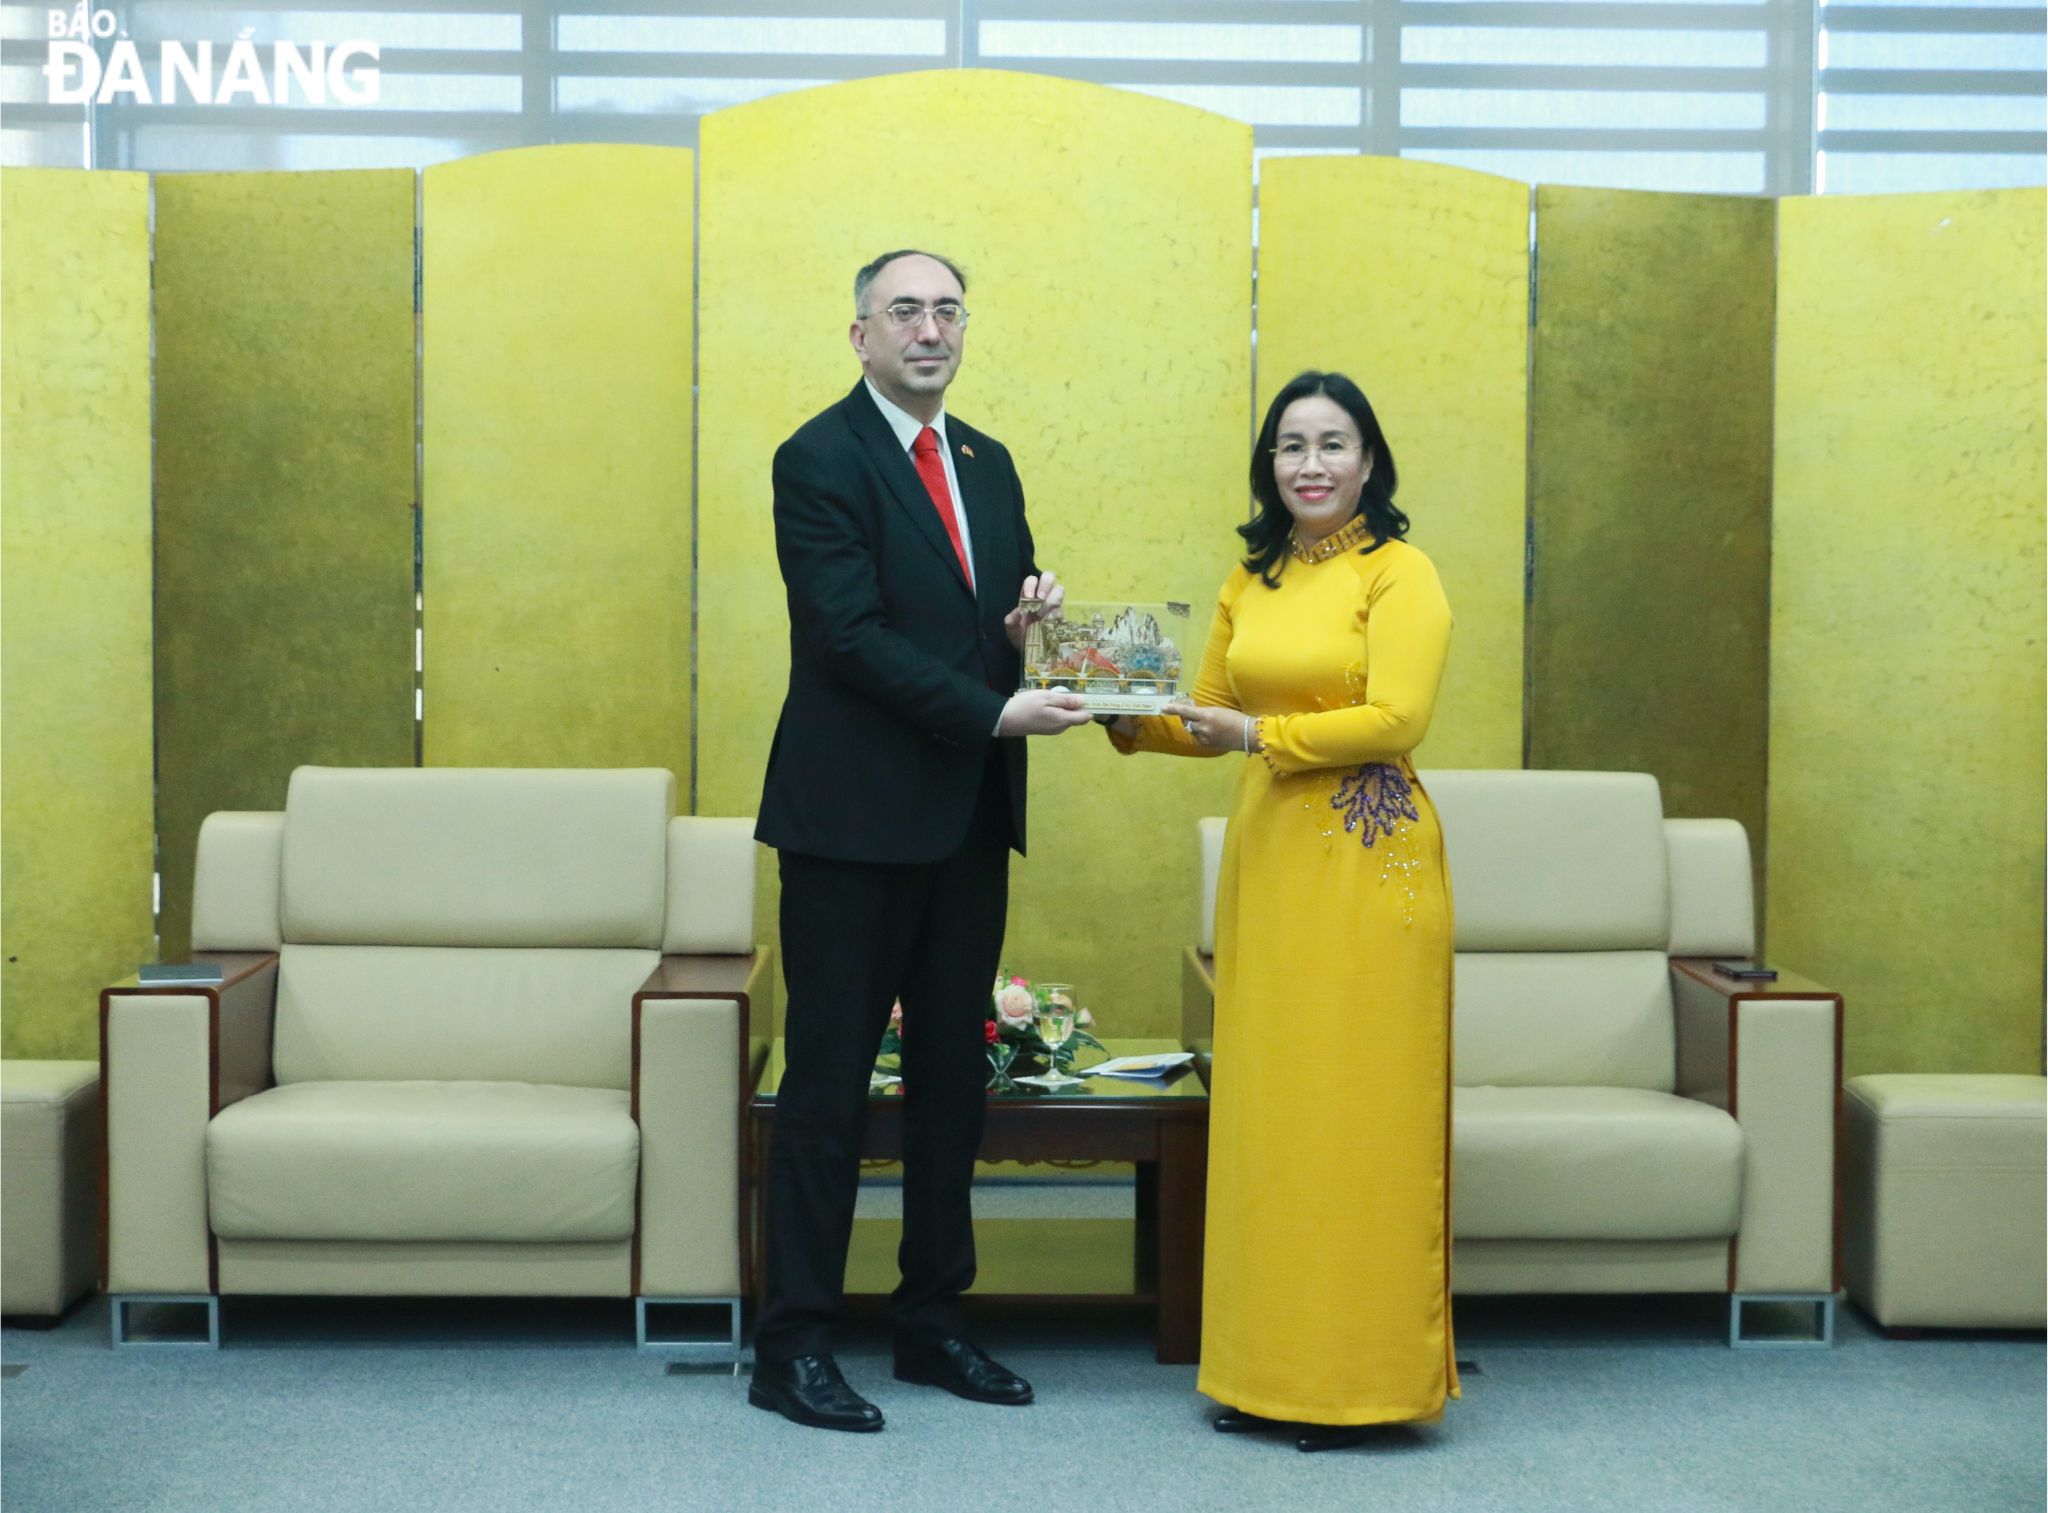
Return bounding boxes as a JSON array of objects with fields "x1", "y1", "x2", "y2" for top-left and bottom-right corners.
[{"x1": 1240, "y1": 370, "x2": 1406, "y2": 587}]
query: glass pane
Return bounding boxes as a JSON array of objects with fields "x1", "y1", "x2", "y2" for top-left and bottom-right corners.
[
  {"x1": 556, "y1": 75, "x2": 817, "y2": 115},
  {"x1": 1403, "y1": 27, "x2": 1769, "y2": 68},
  {"x1": 1823, "y1": 0, "x2": 2044, "y2": 9},
  {"x1": 558, "y1": 16, "x2": 945, "y2": 56},
  {"x1": 128, "y1": 124, "x2": 477, "y2": 169},
  {"x1": 1, "y1": 61, "x2": 45, "y2": 102},
  {"x1": 1821, "y1": 149, "x2": 2048, "y2": 190},
  {"x1": 1404, "y1": 88, "x2": 1768, "y2": 129},
  {"x1": 979, "y1": 20, "x2": 1362, "y2": 63},
  {"x1": 1823, "y1": 31, "x2": 2047, "y2": 70},
  {"x1": 1112, "y1": 80, "x2": 1360, "y2": 126},
  {"x1": 288, "y1": 72, "x2": 521, "y2": 113},
  {"x1": 1822, "y1": 90, "x2": 2046, "y2": 131},
  {"x1": 1406, "y1": 144, "x2": 1768, "y2": 191},
  {"x1": 124, "y1": 7, "x2": 523, "y2": 50},
  {"x1": 0, "y1": 123, "x2": 89, "y2": 166},
  {"x1": 0, "y1": 3, "x2": 57, "y2": 40}
]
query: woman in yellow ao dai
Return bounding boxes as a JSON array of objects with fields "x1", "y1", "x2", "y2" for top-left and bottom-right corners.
[{"x1": 1108, "y1": 371, "x2": 1457, "y2": 1451}]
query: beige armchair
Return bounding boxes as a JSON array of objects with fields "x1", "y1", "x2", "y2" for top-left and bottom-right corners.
[
  {"x1": 1185, "y1": 770, "x2": 1842, "y2": 1346},
  {"x1": 100, "y1": 766, "x2": 771, "y2": 1356}
]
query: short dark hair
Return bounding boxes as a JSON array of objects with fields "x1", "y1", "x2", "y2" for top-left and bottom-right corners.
[
  {"x1": 854, "y1": 249, "x2": 968, "y2": 316},
  {"x1": 1240, "y1": 370, "x2": 1407, "y2": 588}
]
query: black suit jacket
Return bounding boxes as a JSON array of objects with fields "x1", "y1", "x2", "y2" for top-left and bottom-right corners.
[{"x1": 755, "y1": 381, "x2": 1035, "y2": 864}]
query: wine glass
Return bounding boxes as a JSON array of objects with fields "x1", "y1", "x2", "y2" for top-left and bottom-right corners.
[
  {"x1": 986, "y1": 1039, "x2": 1017, "y2": 1090},
  {"x1": 1029, "y1": 984, "x2": 1081, "y2": 1088}
]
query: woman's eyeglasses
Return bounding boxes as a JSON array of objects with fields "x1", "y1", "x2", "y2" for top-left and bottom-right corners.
[{"x1": 1271, "y1": 440, "x2": 1361, "y2": 466}]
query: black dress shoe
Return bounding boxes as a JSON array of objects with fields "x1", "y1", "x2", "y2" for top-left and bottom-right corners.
[
  {"x1": 1296, "y1": 1425, "x2": 1376, "y2": 1453},
  {"x1": 893, "y1": 1336, "x2": 1035, "y2": 1405},
  {"x1": 748, "y1": 1355, "x2": 885, "y2": 1432},
  {"x1": 1213, "y1": 1407, "x2": 1291, "y2": 1434}
]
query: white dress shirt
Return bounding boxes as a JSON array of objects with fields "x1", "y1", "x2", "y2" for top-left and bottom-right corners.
[{"x1": 864, "y1": 378, "x2": 976, "y2": 592}]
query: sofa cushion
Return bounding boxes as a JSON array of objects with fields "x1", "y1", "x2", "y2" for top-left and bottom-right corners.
[
  {"x1": 1452, "y1": 1085, "x2": 1742, "y2": 1240},
  {"x1": 207, "y1": 1081, "x2": 639, "y2": 1243},
  {"x1": 192, "y1": 812, "x2": 285, "y2": 952},
  {"x1": 1664, "y1": 818, "x2": 1754, "y2": 958},
  {"x1": 281, "y1": 766, "x2": 672, "y2": 948},
  {"x1": 1454, "y1": 951, "x2": 1676, "y2": 1091},
  {"x1": 273, "y1": 944, "x2": 654, "y2": 1090},
  {"x1": 1424, "y1": 770, "x2": 1669, "y2": 952},
  {"x1": 662, "y1": 816, "x2": 758, "y2": 954}
]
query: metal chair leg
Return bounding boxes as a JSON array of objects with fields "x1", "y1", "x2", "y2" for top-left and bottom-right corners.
[
  {"x1": 1729, "y1": 1292, "x2": 1835, "y2": 1348},
  {"x1": 635, "y1": 1297, "x2": 742, "y2": 1367},
  {"x1": 110, "y1": 1294, "x2": 219, "y2": 1348}
]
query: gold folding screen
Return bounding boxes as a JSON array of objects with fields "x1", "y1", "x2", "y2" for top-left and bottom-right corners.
[
  {"x1": 1256, "y1": 157, "x2": 1530, "y2": 770},
  {"x1": 421, "y1": 146, "x2": 695, "y2": 778},
  {"x1": 1528, "y1": 188, "x2": 1776, "y2": 920},
  {"x1": 4, "y1": 92, "x2": 2043, "y2": 1074},
  {"x1": 1, "y1": 171, "x2": 155, "y2": 1058},
  {"x1": 151, "y1": 171, "x2": 418, "y2": 961},
  {"x1": 698, "y1": 72, "x2": 1251, "y2": 1035},
  {"x1": 1770, "y1": 188, "x2": 2046, "y2": 1076}
]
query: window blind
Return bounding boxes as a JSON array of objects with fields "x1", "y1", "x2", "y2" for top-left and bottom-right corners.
[{"x1": 2, "y1": 2, "x2": 2041, "y2": 192}]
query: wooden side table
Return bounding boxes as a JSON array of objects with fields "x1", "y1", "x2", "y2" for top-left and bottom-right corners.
[{"x1": 747, "y1": 1038, "x2": 1209, "y2": 1363}]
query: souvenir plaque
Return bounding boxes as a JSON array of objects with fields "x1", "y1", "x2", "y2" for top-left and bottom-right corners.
[{"x1": 1019, "y1": 600, "x2": 1192, "y2": 714}]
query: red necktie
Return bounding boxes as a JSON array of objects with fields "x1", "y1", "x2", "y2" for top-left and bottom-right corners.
[{"x1": 911, "y1": 426, "x2": 973, "y2": 589}]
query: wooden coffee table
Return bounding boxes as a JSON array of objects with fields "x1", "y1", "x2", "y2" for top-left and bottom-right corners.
[{"x1": 746, "y1": 1037, "x2": 1209, "y2": 1363}]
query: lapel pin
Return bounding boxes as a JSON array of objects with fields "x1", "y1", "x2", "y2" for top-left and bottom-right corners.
[{"x1": 960, "y1": 443, "x2": 975, "y2": 459}]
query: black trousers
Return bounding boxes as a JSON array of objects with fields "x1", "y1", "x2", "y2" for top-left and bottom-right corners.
[{"x1": 754, "y1": 754, "x2": 1013, "y2": 1364}]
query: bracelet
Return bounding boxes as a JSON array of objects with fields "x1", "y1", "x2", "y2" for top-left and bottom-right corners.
[{"x1": 1242, "y1": 716, "x2": 1253, "y2": 754}]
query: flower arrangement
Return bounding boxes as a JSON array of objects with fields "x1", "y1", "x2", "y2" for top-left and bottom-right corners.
[{"x1": 875, "y1": 971, "x2": 1103, "y2": 1084}]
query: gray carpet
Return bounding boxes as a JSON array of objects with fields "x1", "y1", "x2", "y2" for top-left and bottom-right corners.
[{"x1": 4, "y1": 1287, "x2": 2040, "y2": 1513}]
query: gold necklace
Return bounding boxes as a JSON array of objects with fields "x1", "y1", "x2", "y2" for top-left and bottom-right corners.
[{"x1": 1288, "y1": 513, "x2": 1373, "y2": 564}]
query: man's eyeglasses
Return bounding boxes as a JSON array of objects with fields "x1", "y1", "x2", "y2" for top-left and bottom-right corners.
[
  {"x1": 863, "y1": 301, "x2": 970, "y2": 330},
  {"x1": 1271, "y1": 440, "x2": 1361, "y2": 466}
]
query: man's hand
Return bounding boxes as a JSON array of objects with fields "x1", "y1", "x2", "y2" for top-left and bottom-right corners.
[
  {"x1": 998, "y1": 688, "x2": 1092, "y2": 738},
  {"x1": 1003, "y1": 570, "x2": 1066, "y2": 653}
]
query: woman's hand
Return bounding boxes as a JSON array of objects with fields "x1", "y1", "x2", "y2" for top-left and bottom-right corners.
[
  {"x1": 1004, "y1": 570, "x2": 1065, "y2": 653},
  {"x1": 1163, "y1": 702, "x2": 1260, "y2": 752}
]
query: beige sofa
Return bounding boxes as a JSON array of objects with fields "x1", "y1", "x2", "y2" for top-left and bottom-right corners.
[
  {"x1": 100, "y1": 766, "x2": 770, "y2": 1354},
  {"x1": 1186, "y1": 769, "x2": 1842, "y2": 1345},
  {"x1": 1, "y1": 1060, "x2": 102, "y2": 1322}
]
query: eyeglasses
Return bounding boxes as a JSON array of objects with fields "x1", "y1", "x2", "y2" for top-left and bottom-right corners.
[
  {"x1": 862, "y1": 300, "x2": 970, "y2": 330},
  {"x1": 1271, "y1": 440, "x2": 1362, "y2": 466}
]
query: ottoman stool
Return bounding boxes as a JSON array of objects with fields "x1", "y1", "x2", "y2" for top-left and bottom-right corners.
[
  {"x1": 1, "y1": 1060, "x2": 103, "y2": 1323},
  {"x1": 1843, "y1": 1074, "x2": 2046, "y2": 1330}
]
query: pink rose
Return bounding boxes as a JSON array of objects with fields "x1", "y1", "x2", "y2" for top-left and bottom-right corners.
[
  {"x1": 1076, "y1": 1007, "x2": 1094, "y2": 1028},
  {"x1": 995, "y1": 983, "x2": 1036, "y2": 1027}
]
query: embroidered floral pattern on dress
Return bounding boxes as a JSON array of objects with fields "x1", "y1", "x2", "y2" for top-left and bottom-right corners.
[
  {"x1": 1330, "y1": 762, "x2": 1419, "y2": 846},
  {"x1": 1329, "y1": 762, "x2": 1426, "y2": 926}
]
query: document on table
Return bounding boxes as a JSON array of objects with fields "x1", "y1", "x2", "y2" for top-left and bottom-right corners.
[{"x1": 1084, "y1": 1052, "x2": 1195, "y2": 1080}]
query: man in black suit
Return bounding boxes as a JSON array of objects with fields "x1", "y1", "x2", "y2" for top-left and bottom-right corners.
[{"x1": 749, "y1": 250, "x2": 1091, "y2": 1432}]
